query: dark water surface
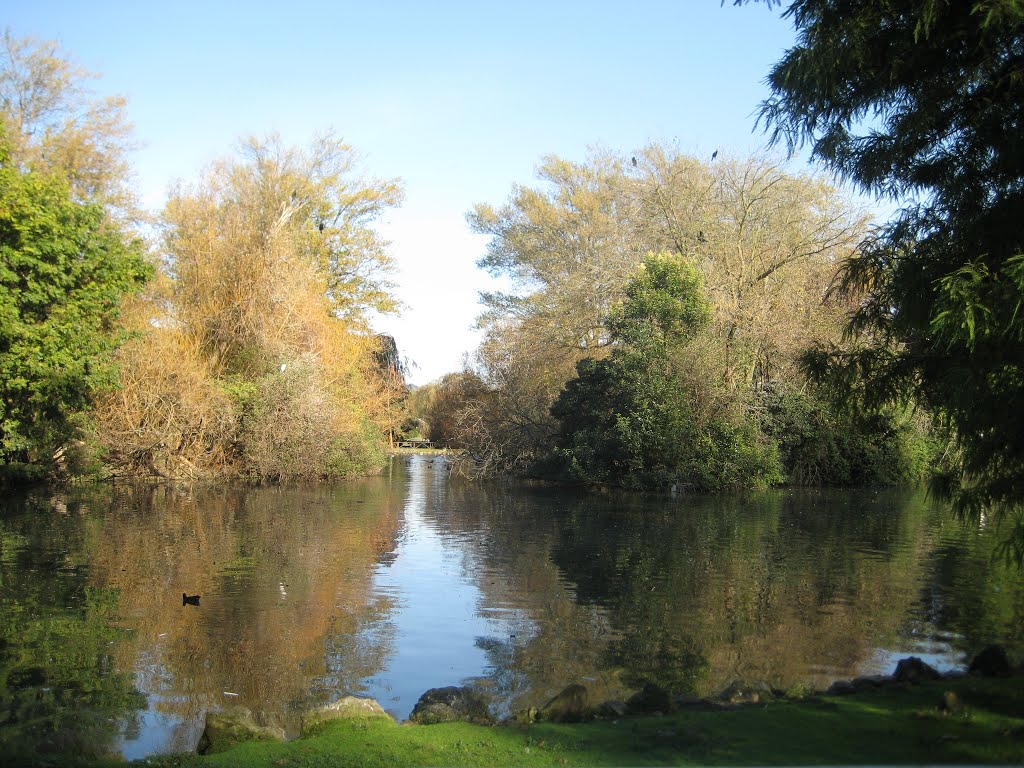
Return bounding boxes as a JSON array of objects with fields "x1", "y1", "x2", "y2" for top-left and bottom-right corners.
[{"x1": 1, "y1": 455, "x2": 1021, "y2": 758}]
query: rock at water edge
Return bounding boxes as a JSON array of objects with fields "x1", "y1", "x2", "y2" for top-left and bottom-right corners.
[
  {"x1": 198, "y1": 707, "x2": 285, "y2": 755},
  {"x1": 409, "y1": 686, "x2": 493, "y2": 725},
  {"x1": 627, "y1": 682, "x2": 673, "y2": 714},
  {"x1": 540, "y1": 684, "x2": 591, "y2": 722},
  {"x1": 301, "y1": 695, "x2": 392, "y2": 734},
  {"x1": 892, "y1": 656, "x2": 941, "y2": 684},
  {"x1": 969, "y1": 645, "x2": 1012, "y2": 678}
]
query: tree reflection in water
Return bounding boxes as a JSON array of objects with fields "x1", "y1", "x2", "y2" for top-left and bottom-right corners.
[
  {"x1": 0, "y1": 476, "x2": 403, "y2": 757},
  {"x1": 0, "y1": 456, "x2": 1020, "y2": 758}
]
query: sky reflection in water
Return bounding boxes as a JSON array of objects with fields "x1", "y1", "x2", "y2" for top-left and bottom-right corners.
[{"x1": 0, "y1": 455, "x2": 1020, "y2": 759}]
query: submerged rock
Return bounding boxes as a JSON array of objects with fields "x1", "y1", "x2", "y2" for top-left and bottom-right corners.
[
  {"x1": 301, "y1": 695, "x2": 392, "y2": 734},
  {"x1": 409, "y1": 686, "x2": 493, "y2": 725},
  {"x1": 969, "y1": 645, "x2": 1012, "y2": 678},
  {"x1": 198, "y1": 707, "x2": 285, "y2": 755},
  {"x1": 892, "y1": 656, "x2": 941, "y2": 684},
  {"x1": 540, "y1": 683, "x2": 591, "y2": 722}
]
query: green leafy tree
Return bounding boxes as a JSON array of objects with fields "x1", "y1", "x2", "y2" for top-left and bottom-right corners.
[
  {"x1": 551, "y1": 253, "x2": 781, "y2": 491},
  {"x1": 607, "y1": 252, "x2": 712, "y2": 350},
  {"x1": 748, "y1": 0, "x2": 1024, "y2": 541},
  {"x1": 0, "y1": 133, "x2": 149, "y2": 477}
]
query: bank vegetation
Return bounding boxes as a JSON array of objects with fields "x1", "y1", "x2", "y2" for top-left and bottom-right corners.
[
  {"x1": 415, "y1": 148, "x2": 935, "y2": 491},
  {"x1": 0, "y1": 31, "x2": 405, "y2": 486}
]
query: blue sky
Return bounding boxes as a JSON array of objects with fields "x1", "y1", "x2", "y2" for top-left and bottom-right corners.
[{"x1": 7, "y1": 1, "x2": 802, "y2": 384}]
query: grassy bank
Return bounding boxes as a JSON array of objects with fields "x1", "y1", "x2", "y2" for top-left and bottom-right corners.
[{"x1": 33, "y1": 676, "x2": 1024, "y2": 767}]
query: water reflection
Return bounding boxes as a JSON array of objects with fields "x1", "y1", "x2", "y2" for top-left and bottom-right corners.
[
  {"x1": 0, "y1": 457, "x2": 1020, "y2": 759},
  {"x1": 0, "y1": 475, "x2": 404, "y2": 758}
]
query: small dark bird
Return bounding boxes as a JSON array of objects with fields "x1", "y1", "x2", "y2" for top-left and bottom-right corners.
[
  {"x1": 318, "y1": 221, "x2": 325, "y2": 233},
  {"x1": 711, "y1": 150, "x2": 718, "y2": 161},
  {"x1": 631, "y1": 156, "x2": 638, "y2": 167},
  {"x1": 182, "y1": 593, "x2": 201, "y2": 606}
]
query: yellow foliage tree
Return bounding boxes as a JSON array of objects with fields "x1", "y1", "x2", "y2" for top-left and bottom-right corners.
[
  {"x1": 96, "y1": 134, "x2": 404, "y2": 480},
  {"x1": 0, "y1": 29, "x2": 138, "y2": 219}
]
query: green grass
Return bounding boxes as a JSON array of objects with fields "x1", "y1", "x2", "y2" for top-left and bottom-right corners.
[{"x1": 16, "y1": 677, "x2": 1024, "y2": 767}]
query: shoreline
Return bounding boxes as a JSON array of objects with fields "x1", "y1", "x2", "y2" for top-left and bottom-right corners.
[
  {"x1": 20, "y1": 654, "x2": 1018, "y2": 767},
  {"x1": 138, "y1": 672, "x2": 1024, "y2": 767}
]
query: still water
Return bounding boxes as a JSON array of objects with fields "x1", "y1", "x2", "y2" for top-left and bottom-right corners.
[{"x1": 0, "y1": 455, "x2": 1021, "y2": 758}]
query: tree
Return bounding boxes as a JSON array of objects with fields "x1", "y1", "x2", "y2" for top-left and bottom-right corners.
[
  {"x1": 423, "y1": 371, "x2": 491, "y2": 449},
  {"x1": 463, "y1": 146, "x2": 864, "y2": 475},
  {"x1": 0, "y1": 29, "x2": 137, "y2": 218},
  {"x1": 165, "y1": 133, "x2": 403, "y2": 372},
  {"x1": 470, "y1": 152, "x2": 648, "y2": 353},
  {"x1": 551, "y1": 253, "x2": 781, "y2": 491},
  {"x1": 749, "y1": 0, "x2": 1024, "y2": 543},
  {"x1": 96, "y1": 133, "x2": 404, "y2": 480},
  {"x1": 0, "y1": 131, "x2": 150, "y2": 477},
  {"x1": 633, "y1": 148, "x2": 864, "y2": 386},
  {"x1": 606, "y1": 251, "x2": 712, "y2": 350}
]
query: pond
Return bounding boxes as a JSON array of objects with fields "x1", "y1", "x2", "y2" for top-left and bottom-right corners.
[{"x1": 0, "y1": 454, "x2": 1021, "y2": 758}]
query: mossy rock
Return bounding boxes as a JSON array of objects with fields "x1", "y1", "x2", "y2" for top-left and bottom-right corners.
[
  {"x1": 969, "y1": 645, "x2": 1012, "y2": 678},
  {"x1": 717, "y1": 680, "x2": 776, "y2": 704},
  {"x1": 301, "y1": 695, "x2": 392, "y2": 734},
  {"x1": 540, "y1": 683, "x2": 591, "y2": 722},
  {"x1": 409, "y1": 686, "x2": 493, "y2": 725},
  {"x1": 198, "y1": 707, "x2": 286, "y2": 754},
  {"x1": 627, "y1": 682, "x2": 673, "y2": 713}
]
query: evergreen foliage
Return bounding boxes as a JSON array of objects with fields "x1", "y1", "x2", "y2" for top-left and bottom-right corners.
[
  {"x1": 750, "y1": 0, "x2": 1024, "y2": 533},
  {"x1": 0, "y1": 133, "x2": 149, "y2": 478},
  {"x1": 757, "y1": 382, "x2": 934, "y2": 487},
  {"x1": 550, "y1": 254, "x2": 782, "y2": 491}
]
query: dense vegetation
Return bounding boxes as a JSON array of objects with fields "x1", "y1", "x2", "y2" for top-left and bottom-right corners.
[
  {"x1": 3, "y1": 0, "x2": 1022, "y2": 522},
  {"x1": 0, "y1": 131, "x2": 150, "y2": 481},
  {"x1": 415, "y1": 150, "x2": 933, "y2": 490},
  {"x1": 0, "y1": 30, "x2": 151, "y2": 482},
  {"x1": 741, "y1": 0, "x2": 1024, "y2": 552},
  {"x1": 548, "y1": 253, "x2": 781, "y2": 491},
  {"x1": 416, "y1": 1, "x2": 1024, "y2": 516},
  {"x1": 95, "y1": 135, "x2": 405, "y2": 481},
  {"x1": 0, "y1": 32, "x2": 405, "y2": 485}
]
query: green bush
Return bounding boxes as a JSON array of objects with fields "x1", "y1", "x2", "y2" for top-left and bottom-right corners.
[
  {"x1": 548, "y1": 255, "x2": 783, "y2": 492},
  {"x1": 757, "y1": 381, "x2": 936, "y2": 486},
  {"x1": 0, "y1": 132, "x2": 149, "y2": 478}
]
